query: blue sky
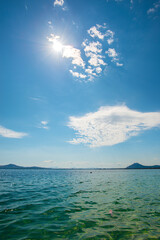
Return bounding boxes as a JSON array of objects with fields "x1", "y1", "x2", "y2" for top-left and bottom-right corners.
[{"x1": 0, "y1": 0, "x2": 160, "y2": 168}]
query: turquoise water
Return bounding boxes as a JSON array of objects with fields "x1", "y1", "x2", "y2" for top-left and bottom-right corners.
[{"x1": 0, "y1": 169, "x2": 160, "y2": 240}]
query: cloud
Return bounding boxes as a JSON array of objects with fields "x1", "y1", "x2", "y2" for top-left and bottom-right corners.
[
  {"x1": 30, "y1": 97, "x2": 42, "y2": 102},
  {"x1": 106, "y1": 48, "x2": 118, "y2": 58},
  {"x1": 47, "y1": 34, "x2": 85, "y2": 68},
  {"x1": 88, "y1": 53, "x2": 107, "y2": 67},
  {"x1": 47, "y1": 33, "x2": 60, "y2": 42},
  {"x1": 88, "y1": 26, "x2": 105, "y2": 40},
  {"x1": 87, "y1": 25, "x2": 115, "y2": 44},
  {"x1": 0, "y1": 125, "x2": 28, "y2": 139},
  {"x1": 69, "y1": 70, "x2": 87, "y2": 79},
  {"x1": 107, "y1": 0, "x2": 134, "y2": 10},
  {"x1": 106, "y1": 30, "x2": 114, "y2": 45},
  {"x1": 106, "y1": 48, "x2": 123, "y2": 66},
  {"x1": 147, "y1": 8, "x2": 156, "y2": 14},
  {"x1": 47, "y1": 23, "x2": 122, "y2": 82},
  {"x1": 25, "y1": 4, "x2": 28, "y2": 11},
  {"x1": 29, "y1": 96, "x2": 47, "y2": 104},
  {"x1": 116, "y1": 62, "x2": 123, "y2": 67},
  {"x1": 68, "y1": 105, "x2": 160, "y2": 147},
  {"x1": 38, "y1": 121, "x2": 49, "y2": 130},
  {"x1": 83, "y1": 40, "x2": 102, "y2": 54},
  {"x1": 43, "y1": 160, "x2": 54, "y2": 163},
  {"x1": 85, "y1": 67, "x2": 97, "y2": 76},
  {"x1": 107, "y1": 38, "x2": 114, "y2": 45},
  {"x1": 54, "y1": 0, "x2": 64, "y2": 7},
  {"x1": 63, "y1": 45, "x2": 85, "y2": 68},
  {"x1": 96, "y1": 67, "x2": 102, "y2": 73},
  {"x1": 41, "y1": 121, "x2": 48, "y2": 125},
  {"x1": 83, "y1": 40, "x2": 106, "y2": 68},
  {"x1": 147, "y1": 1, "x2": 160, "y2": 14},
  {"x1": 130, "y1": 0, "x2": 133, "y2": 9}
]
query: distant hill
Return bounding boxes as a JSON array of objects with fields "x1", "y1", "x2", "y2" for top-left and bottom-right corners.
[
  {"x1": 126, "y1": 163, "x2": 160, "y2": 169},
  {"x1": 0, "y1": 164, "x2": 48, "y2": 170},
  {"x1": 0, "y1": 163, "x2": 160, "y2": 170}
]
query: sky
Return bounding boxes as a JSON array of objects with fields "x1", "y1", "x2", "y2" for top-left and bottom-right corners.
[{"x1": 0, "y1": 0, "x2": 160, "y2": 168}]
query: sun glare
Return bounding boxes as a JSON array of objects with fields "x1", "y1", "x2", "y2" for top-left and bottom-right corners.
[{"x1": 52, "y1": 39, "x2": 63, "y2": 52}]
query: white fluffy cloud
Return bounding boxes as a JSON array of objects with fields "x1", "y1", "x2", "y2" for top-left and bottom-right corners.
[
  {"x1": 107, "y1": 38, "x2": 114, "y2": 45},
  {"x1": 87, "y1": 25, "x2": 114, "y2": 45},
  {"x1": 63, "y1": 45, "x2": 85, "y2": 68},
  {"x1": 83, "y1": 40, "x2": 106, "y2": 68},
  {"x1": 0, "y1": 125, "x2": 28, "y2": 138},
  {"x1": 106, "y1": 48, "x2": 118, "y2": 58},
  {"x1": 54, "y1": 0, "x2": 64, "y2": 7},
  {"x1": 68, "y1": 105, "x2": 160, "y2": 147},
  {"x1": 47, "y1": 23, "x2": 123, "y2": 82},
  {"x1": 88, "y1": 53, "x2": 107, "y2": 67},
  {"x1": 96, "y1": 67, "x2": 102, "y2": 73},
  {"x1": 69, "y1": 70, "x2": 87, "y2": 79},
  {"x1": 83, "y1": 41, "x2": 102, "y2": 54},
  {"x1": 88, "y1": 26, "x2": 105, "y2": 40}
]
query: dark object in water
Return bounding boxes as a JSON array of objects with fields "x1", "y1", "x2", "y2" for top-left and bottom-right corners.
[{"x1": 90, "y1": 172, "x2": 92, "y2": 174}]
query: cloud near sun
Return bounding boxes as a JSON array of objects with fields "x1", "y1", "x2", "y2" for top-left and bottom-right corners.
[
  {"x1": 67, "y1": 105, "x2": 160, "y2": 147},
  {"x1": 47, "y1": 23, "x2": 123, "y2": 82}
]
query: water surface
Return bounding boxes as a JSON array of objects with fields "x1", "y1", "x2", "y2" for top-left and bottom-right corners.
[{"x1": 0, "y1": 169, "x2": 160, "y2": 239}]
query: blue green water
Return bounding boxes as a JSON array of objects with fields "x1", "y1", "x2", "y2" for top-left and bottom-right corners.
[{"x1": 0, "y1": 169, "x2": 160, "y2": 239}]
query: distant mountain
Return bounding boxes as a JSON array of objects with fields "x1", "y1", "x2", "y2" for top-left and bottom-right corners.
[
  {"x1": 126, "y1": 163, "x2": 160, "y2": 169},
  {"x1": 0, "y1": 164, "x2": 23, "y2": 169},
  {"x1": 0, "y1": 164, "x2": 47, "y2": 170},
  {"x1": 0, "y1": 163, "x2": 160, "y2": 170}
]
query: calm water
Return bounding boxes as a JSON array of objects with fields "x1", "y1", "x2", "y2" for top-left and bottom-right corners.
[{"x1": 0, "y1": 169, "x2": 160, "y2": 240}]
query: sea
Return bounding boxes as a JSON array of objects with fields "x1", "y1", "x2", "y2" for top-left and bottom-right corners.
[{"x1": 0, "y1": 169, "x2": 160, "y2": 240}]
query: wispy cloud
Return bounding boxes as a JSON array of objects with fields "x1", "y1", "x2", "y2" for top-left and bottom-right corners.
[
  {"x1": 68, "y1": 105, "x2": 160, "y2": 147},
  {"x1": 38, "y1": 121, "x2": 49, "y2": 130},
  {"x1": 47, "y1": 33, "x2": 61, "y2": 42},
  {"x1": 25, "y1": 4, "x2": 28, "y2": 11},
  {"x1": 108, "y1": 0, "x2": 134, "y2": 9},
  {"x1": 116, "y1": 62, "x2": 123, "y2": 67},
  {"x1": 53, "y1": 0, "x2": 64, "y2": 7},
  {"x1": 30, "y1": 97, "x2": 42, "y2": 102},
  {"x1": 106, "y1": 48, "x2": 123, "y2": 66},
  {"x1": 0, "y1": 125, "x2": 28, "y2": 139},
  {"x1": 48, "y1": 21, "x2": 53, "y2": 29},
  {"x1": 43, "y1": 160, "x2": 54, "y2": 163},
  {"x1": 29, "y1": 96, "x2": 47, "y2": 104},
  {"x1": 147, "y1": 1, "x2": 160, "y2": 15},
  {"x1": 69, "y1": 70, "x2": 87, "y2": 79},
  {"x1": 47, "y1": 23, "x2": 123, "y2": 82}
]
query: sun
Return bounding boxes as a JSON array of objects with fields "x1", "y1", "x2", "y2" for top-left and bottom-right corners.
[{"x1": 52, "y1": 39, "x2": 63, "y2": 52}]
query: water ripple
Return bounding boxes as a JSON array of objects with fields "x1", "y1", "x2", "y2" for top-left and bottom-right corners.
[{"x1": 0, "y1": 169, "x2": 160, "y2": 240}]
